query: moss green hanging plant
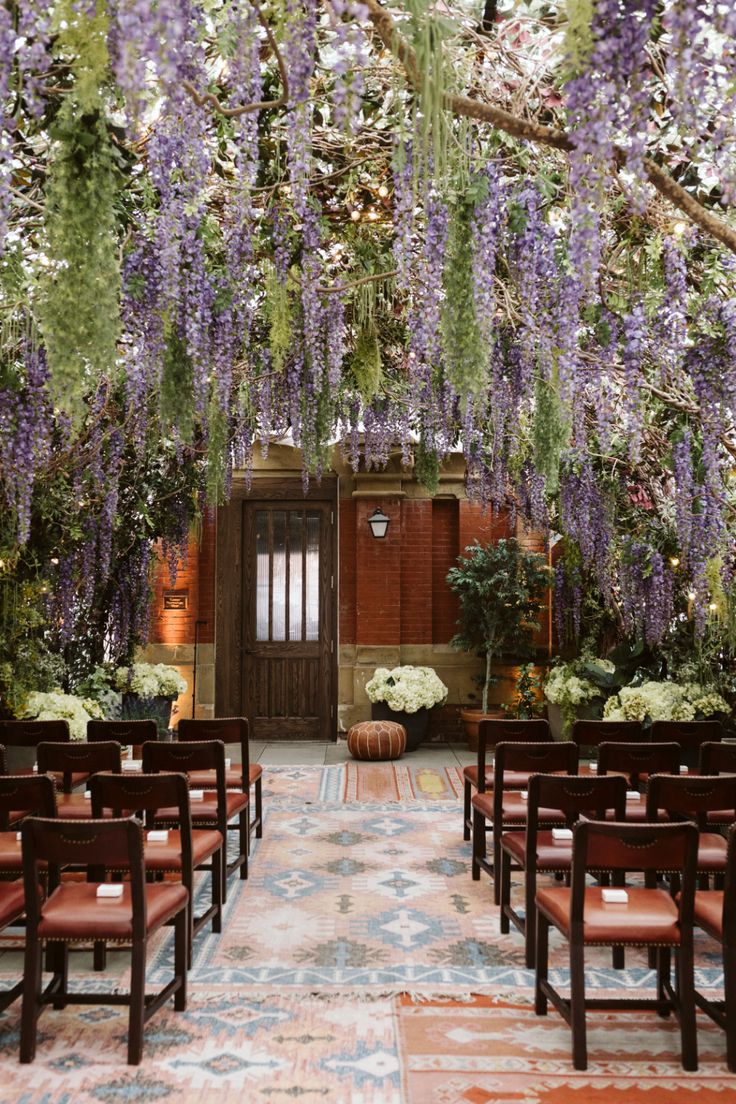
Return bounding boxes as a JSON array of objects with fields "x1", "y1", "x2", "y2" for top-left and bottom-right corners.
[
  {"x1": 532, "y1": 366, "x2": 570, "y2": 497},
  {"x1": 350, "y1": 321, "x2": 383, "y2": 400},
  {"x1": 441, "y1": 199, "x2": 488, "y2": 403},
  {"x1": 39, "y1": 3, "x2": 122, "y2": 424}
]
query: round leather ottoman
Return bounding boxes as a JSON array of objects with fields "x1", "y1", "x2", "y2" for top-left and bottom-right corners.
[{"x1": 347, "y1": 720, "x2": 406, "y2": 761}]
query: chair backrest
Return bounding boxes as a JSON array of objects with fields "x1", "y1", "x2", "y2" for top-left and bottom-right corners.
[
  {"x1": 570, "y1": 819, "x2": 699, "y2": 926},
  {"x1": 495, "y1": 739, "x2": 578, "y2": 780},
  {"x1": 699, "y1": 741, "x2": 736, "y2": 775},
  {"x1": 646, "y1": 773, "x2": 736, "y2": 830},
  {"x1": 0, "y1": 774, "x2": 57, "y2": 829},
  {"x1": 21, "y1": 816, "x2": 146, "y2": 936},
  {"x1": 650, "y1": 720, "x2": 723, "y2": 749},
  {"x1": 90, "y1": 772, "x2": 191, "y2": 865},
  {"x1": 0, "y1": 720, "x2": 70, "y2": 747},
  {"x1": 530, "y1": 772, "x2": 628, "y2": 824},
  {"x1": 0, "y1": 744, "x2": 5, "y2": 774},
  {"x1": 87, "y1": 719, "x2": 158, "y2": 745},
  {"x1": 476, "y1": 719, "x2": 552, "y2": 785},
  {"x1": 572, "y1": 719, "x2": 644, "y2": 748},
  {"x1": 177, "y1": 717, "x2": 249, "y2": 769},
  {"x1": 598, "y1": 741, "x2": 680, "y2": 787},
  {"x1": 36, "y1": 741, "x2": 122, "y2": 793},
  {"x1": 723, "y1": 825, "x2": 736, "y2": 938}
]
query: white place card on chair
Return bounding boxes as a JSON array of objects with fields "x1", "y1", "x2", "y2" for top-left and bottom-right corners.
[
  {"x1": 625, "y1": 791, "x2": 641, "y2": 801},
  {"x1": 147, "y1": 830, "x2": 169, "y2": 843},
  {"x1": 190, "y1": 789, "x2": 204, "y2": 801},
  {"x1": 96, "y1": 884, "x2": 124, "y2": 899},
  {"x1": 601, "y1": 888, "x2": 628, "y2": 904},
  {"x1": 122, "y1": 760, "x2": 142, "y2": 772}
]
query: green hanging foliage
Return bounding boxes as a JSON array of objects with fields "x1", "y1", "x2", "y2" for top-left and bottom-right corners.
[
  {"x1": 160, "y1": 327, "x2": 195, "y2": 442},
  {"x1": 414, "y1": 435, "x2": 440, "y2": 495},
  {"x1": 39, "y1": 4, "x2": 121, "y2": 423},
  {"x1": 350, "y1": 321, "x2": 383, "y2": 400},
  {"x1": 532, "y1": 367, "x2": 570, "y2": 496},
  {"x1": 264, "y1": 262, "x2": 293, "y2": 373},
  {"x1": 441, "y1": 200, "x2": 487, "y2": 403},
  {"x1": 404, "y1": 0, "x2": 452, "y2": 183},
  {"x1": 564, "y1": 0, "x2": 595, "y2": 76},
  {"x1": 205, "y1": 397, "x2": 229, "y2": 506}
]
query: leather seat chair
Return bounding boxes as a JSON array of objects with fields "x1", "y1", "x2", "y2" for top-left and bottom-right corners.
[
  {"x1": 698, "y1": 743, "x2": 736, "y2": 826},
  {"x1": 499, "y1": 772, "x2": 627, "y2": 967},
  {"x1": 0, "y1": 775, "x2": 57, "y2": 876},
  {"x1": 535, "y1": 819, "x2": 699, "y2": 1070},
  {"x1": 596, "y1": 741, "x2": 680, "y2": 818},
  {"x1": 651, "y1": 720, "x2": 723, "y2": 771},
  {"x1": 177, "y1": 717, "x2": 262, "y2": 846},
  {"x1": 462, "y1": 719, "x2": 551, "y2": 842},
  {"x1": 87, "y1": 719, "x2": 158, "y2": 752},
  {"x1": 646, "y1": 773, "x2": 736, "y2": 886},
  {"x1": 571, "y1": 719, "x2": 644, "y2": 761},
  {"x1": 20, "y1": 815, "x2": 188, "y2": 1065},
  {"x1": 472, "y1": 740, "x2": 577, "y2": 904},
  {"x1": 693, "y1": 824, "x2": 736, "y2": 1071},
  {"x1": 0, "y1": 880, "x2": 26, "y2": 1012},
  {"x1": 91, "y1": 770, "x2": 223, "y2": 965},
  {"x1": 36, "y1": 741, "x2": 122, "y2": 815},
  {"x1": 0, "y1": 721, "x2": 71, "y2": 780},
  {"x1": 143, "y1": 739, "x2": 249, "y2": 888}
]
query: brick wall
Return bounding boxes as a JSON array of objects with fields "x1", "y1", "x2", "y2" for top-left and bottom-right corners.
[
  {"x1": 354, "y1": 499, "x2": 401, "y2": 645},
  {"x1": 150, "y1": 515, "x2": 215, "y2": 647},
  {"x1": 338, "y1": 499, "x2": 357, "y2": 645},
  {"x1": 400, "y1": 500, "x2": 433, "y2": 644},
  {"x1": 431, "y1": 499, "x2": 459, "y2": 644}
]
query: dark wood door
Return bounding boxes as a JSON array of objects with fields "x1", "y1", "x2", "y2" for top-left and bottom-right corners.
[{"x1": 216, "y1": 483, "x2": 336, "y2": 740}]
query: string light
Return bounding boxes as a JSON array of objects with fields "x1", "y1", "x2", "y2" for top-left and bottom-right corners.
[
  {"x1": 687, "y1": 591, "x2": 697, "y2": 600},
  {"x1": 672, "y1": 221, "x2": 687, "y2": 236},
  {"x1": 709, "y1": 602, "x2": 718, "y2": 612},
  {"x1": 367, "y1": 209, "x2": 379, "y2": 221},
  {"x1": 669, "y1": 556, "x2": 680, "y2": 567},
  {"x1": 377, "y1": 183, "x2": 389, "y2": 198},
  {"x1": 350, "y1": 208, "x2": 360, "y2": 222}
]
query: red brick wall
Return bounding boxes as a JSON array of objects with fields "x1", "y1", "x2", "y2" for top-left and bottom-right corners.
[
  {"x1": 400, "y1": 500, "x2": 433, "y2": 644},
  {"x1": 150, "y1": 515, "x2": 216, "y2": 646},
  {"x1": 354, "y1": 499, "x2": 401, "y2": 645},
  {"x1": 432, "y1": 499, "x2": 459, "y2": 644},
  {"x1": 339, "y1": 499, "x2": 357, "y2": 645}
]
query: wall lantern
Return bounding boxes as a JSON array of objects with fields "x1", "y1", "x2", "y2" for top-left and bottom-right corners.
[{"x1": 367, "y1": 507, "x2": 390, "y2": 539}]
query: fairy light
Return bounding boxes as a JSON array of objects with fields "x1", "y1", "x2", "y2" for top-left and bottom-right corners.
[
  {"x1": 687, "y1": 591, "x2": 697, "y2": 600},
  {"x1": 50, "y1": 557, "x2": 59, "y2": 565},
  {"x1": 367, "y1": 208, "x2": 379, "y2": 221},
  {"x1": 669, "y1": 556, "x2": 680, "y2": 567},
  {"x1": 709, "y1": 602, "x2": 718, "y2": 612},
  {"x1": 350, "y1": 208, "x2": 360, "y2": 222},
  {"x1": 377, "y1": 184, "x2": 389, "y2": 198},
  {"x1": 672, "y1": 221, "x2": 687, "y2": 237}
]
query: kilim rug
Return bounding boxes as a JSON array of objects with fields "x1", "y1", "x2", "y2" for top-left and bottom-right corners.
[{"x1": 0, "y1": 764, "x2": 733, "y2": 1103}]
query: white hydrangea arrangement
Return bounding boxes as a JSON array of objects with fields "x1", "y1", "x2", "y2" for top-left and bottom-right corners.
[
  {"x1": 114, "y1": 663, "x2": 187, "y2": 699},
  {"x1": 603, "y1": 680, "x2": 729, "y2": 724},
  {"x1": 365, "y1": 666, "x2": 448, "y2": 714},
  {"x1": 543, "y1": 659, "x2": 611, "y2": 737},
  {"x1": 22, "y1": 690, "x2": 104, "y2": 741}
]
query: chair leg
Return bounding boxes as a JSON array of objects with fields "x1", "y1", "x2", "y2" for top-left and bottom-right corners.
[
  {"x1": 50, "y1": 943, "x2": 69, "y2": 1010},
  {"x1": 20, "y1": 930, "x2": 44, "y2": 1063},
  {"x1": 524, "y1": 863, "x2": 537, "y2": 970},
  {"x1": 254, "y1": 776, "x2": 262, "y2": 839},
  {"x1": 174, "y1": 909, "x2": 188, "y2": 1012},
  {"x1": 93, "y1": 940, "x2": 107, "y2": 972},
  {"x1": 239, "y1": 810, "x2": 248, "y2": 879},
  {"x1": 212, "y1": 845, "x2": 223, "y2": 934},
  {"x1": 127, "y1": 938, "x2": 147, "y2": 1065},
  {"x1": 499, "y1": 849, "x2": 511, "y2": 934},
  {"x1": 493, "y1": 831, "x2": 502, "y2": 906},
  {"x1": 656, "y1": 947, "x2": 671, "y2": 1017},
  {"x1": 184, "y1": 870, "x2": 195, "y2": 971},
  {"x1": 463, "y1": 779, "x2": 471, "y2": 841},
  {"x1": 724, "y1": 942, "x2": 736, "y2": 1073},
  {"x1": 471, "y1": 807, "x2": 485, "y2": 881},
  {"x1": 570, "y1": 938, "x2": 588, "y2": 1070},
  {"x1": 535, "y1": 914, "x2": 549, "y2": 1016},
  {"x1": 676, "y1": 944, "x2": 698, "y2": 1071}
]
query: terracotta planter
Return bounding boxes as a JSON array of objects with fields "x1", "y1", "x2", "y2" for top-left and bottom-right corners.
[
  {"x1": 370, "y1": 702, "x2": 430, "y2": 752},
  {"x1": 459, "y1": 707, "x2": 506, "y2": 752}
]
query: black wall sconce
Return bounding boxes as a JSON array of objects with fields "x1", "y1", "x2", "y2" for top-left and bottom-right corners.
[{"x1": 367, "y1": 507, "x2": 390, "y2": 539}]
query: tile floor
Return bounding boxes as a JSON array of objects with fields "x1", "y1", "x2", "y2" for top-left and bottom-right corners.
[{"x1": 254, "y1": 739, "x2": 476, "y2": 768}]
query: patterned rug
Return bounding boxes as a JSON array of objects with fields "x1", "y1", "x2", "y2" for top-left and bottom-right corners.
[
  {"x1": 264, "y1": 763, "x2": 465, "y2": 803},
  {"x1": 0, "y1": 770, "x2": 733, "y2": 1101}
]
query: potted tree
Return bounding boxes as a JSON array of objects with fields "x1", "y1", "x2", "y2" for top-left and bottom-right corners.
[{"x1": 446, "y1": 539, "x2": 551, "y2": 749}]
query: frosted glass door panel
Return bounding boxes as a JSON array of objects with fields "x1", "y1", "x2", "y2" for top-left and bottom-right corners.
[
  {"x1": 255, "y1": 511, "x2": 269, "y2": 641},
  {"x1": 254, "y1": 508, "x2": 321, "y2": 642}
]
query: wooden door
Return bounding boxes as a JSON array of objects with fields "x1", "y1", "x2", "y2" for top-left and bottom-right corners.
[{"x1": 216, "y1": 483, "x2": 336, "y2": 740}]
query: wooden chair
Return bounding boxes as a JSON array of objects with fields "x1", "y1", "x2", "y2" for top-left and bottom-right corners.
[
  {"x1": 87, "y1": 719, "x2": 158, "y2": 750},
  {"x1": 0, "y1": 721, "x2": 70, "y2": 776},
  {"x1": 597, "y1": 741, "x2": 681, "y2": 818},
  {"x1": 0, "y1": 776, "x2": 57, "y2": 878},
  {"x1": 0, "y1": 744, "x2": 6, "y2": 773},
  {"x1": 20, "y1": 815, "x2": 188, "y2": 1065},
  {"x1": 143, "y1": 739, "x2": 249, "y2": 888},
  {"x1": 472, "y1": 740, "x2": 577, "y2": 904},
  {"x1": 646, "y1": 773, "x2": 736, "y2": 886},
  {"x1": 37, "y1": 741, "x2": 122, "y2": 809},
  {"x1": 651, "y1": 720, "x2": 723, "y2": 770},
  {"x1": 699, "y1": 741, "x2": 736, "y2": 775},
  {"x1": 571, "y1": 719, "x2": 644, "y2": 758},
  {"x1": 177, "y1": 717, "x2": 262, "y2": 844},
  {"x1": 91, "y1": 771, "x2": 223, "y2": 965},
  {"x1": 535, "y1": 819, "x2": 699, "y2": 1070},
  {"x1": 693, "y1": 824, "x2": 736, "y2": 1071},
  {"x1": 462, "y1": 718, "x2": 551, "y2": 841},
  {"x1": 499, "y1": 772, "x2": 627, "y2": 967},
  {"x1": 0, "y1": 880, "x2": 26, "y2": 1011}
]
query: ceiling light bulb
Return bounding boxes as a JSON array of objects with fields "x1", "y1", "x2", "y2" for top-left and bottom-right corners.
[
  {"x1": 687, "y1": 591, "x2": 697, "y2": 600},
  {"x1": 50, "y1": 557, "x2": 59, "y2": 565},
  {"x1": 378, "y1": 184, "x2": 389, "y2": 197},
  {"x1": 709, "y1": 602, "x2": 718, "y2": 611},
  {"x1": 669, "y1": 556, "x2": 680, "y2": 567},
  {"x1": 350, "y1": 209, "x2": 360, "y2": 222}
]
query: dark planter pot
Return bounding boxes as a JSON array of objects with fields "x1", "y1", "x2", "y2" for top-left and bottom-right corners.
[
  {"x1": 370, "y1": 702, "x2": 430, "y2": 752},
  {"x1": 121, "y1": 693, "x2": 173, "y2": 736}
]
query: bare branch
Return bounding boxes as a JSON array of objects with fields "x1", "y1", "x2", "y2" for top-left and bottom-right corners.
[
  {"x1": 363, "y1": 0, "x2": 736, "y2": 256},
  {"x1": 320, "y1": 268, "x2": 398, "y2": 294}
]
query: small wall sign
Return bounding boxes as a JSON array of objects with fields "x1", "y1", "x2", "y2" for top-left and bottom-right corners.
[{"x1": 163, "y1": 589, "x2": 189, "y2": 611}]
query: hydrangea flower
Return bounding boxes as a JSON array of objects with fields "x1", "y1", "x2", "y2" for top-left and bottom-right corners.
[
  {"x1": 22, "y1": 690, "x2": 104, "y2": 742},
  {"x1": 114, "y1": 663, "x2": 187, "y2": 699},
  {"x1": 365, "y1": 666, "x2": 448, "y2": 714}
]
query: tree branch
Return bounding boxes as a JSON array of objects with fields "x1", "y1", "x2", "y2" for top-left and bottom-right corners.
[
  {"x1": 183, "y1": 1, "x2": 289, "y2": 117},
  {"x1": 363, "y1": 0, "x2": 736, "y2": 256},
  {"x1": 321, "y1": 268, "x2": 398, "y2": 294}
]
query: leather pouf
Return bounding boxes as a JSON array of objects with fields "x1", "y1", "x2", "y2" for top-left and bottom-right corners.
[{"x1": 347, "y1": 720, "x2": 406, "y2": 761}]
